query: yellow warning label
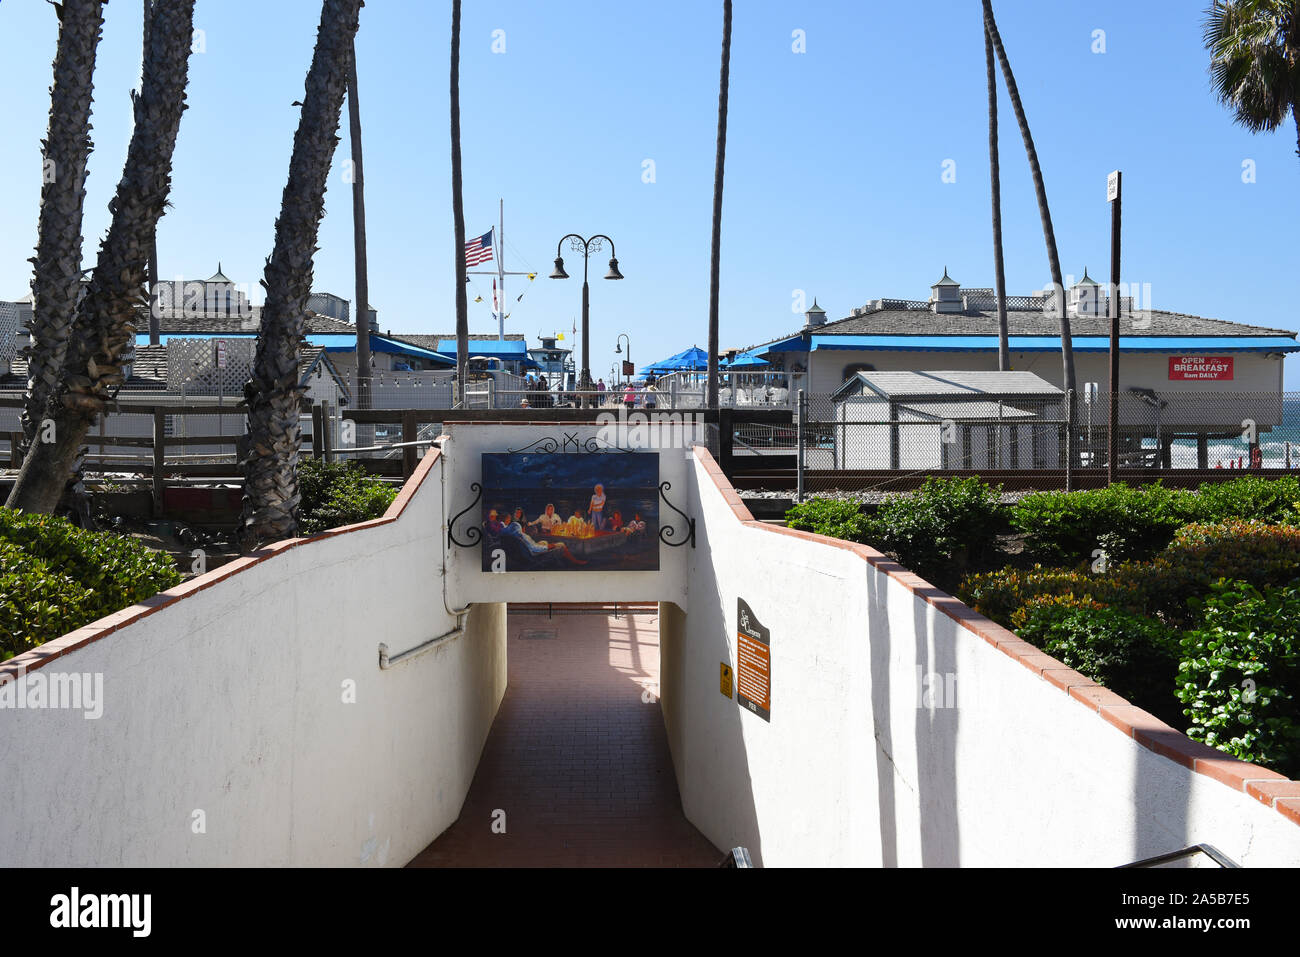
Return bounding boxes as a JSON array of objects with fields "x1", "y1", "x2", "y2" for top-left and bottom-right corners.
[{"x1": 720, "y1": 662, "x2": 733, "y2": 698}]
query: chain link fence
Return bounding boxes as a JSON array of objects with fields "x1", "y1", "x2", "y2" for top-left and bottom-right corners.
[{"x1": 755, "y1": 390, "x2": 1300, "y2": 497}]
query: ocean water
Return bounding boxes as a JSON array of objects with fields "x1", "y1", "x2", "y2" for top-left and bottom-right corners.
[{"x1": 1167, "y1": 398, "x2": 1300, "y2": 469}]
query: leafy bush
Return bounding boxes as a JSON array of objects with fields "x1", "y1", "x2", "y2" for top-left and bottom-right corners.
[
  {"x1": 299, "y1": 458, "x2": 398, "y2": 535},
  {"x1": 961, "y1": 521, "x2": 1300, "y2": 630},
  {"x1": 1192, "y1": 475, "x2": 1300, "y2": 526},
  {"x1": 860, "y1": 477, "x2": 1005, "y2": 591},
  {"x1": 1010, "y1": 482, "x2": 1197, "y2": 566},
  {"x1": 1177, "y1": 580, "x2": 1300, "y2": 777},
  {"x1": 1014, "y1": 595, "x2": 1182, "y2": 723},
  {"x1": 957, "y1": 563, "x2": 1152, "y2": 628},
  {"x1": 783, "y1": 497, "x2": 872, "y2": 543},
  {"x1": 0, "y1": 511, "x2": 181, "y2": 659}
]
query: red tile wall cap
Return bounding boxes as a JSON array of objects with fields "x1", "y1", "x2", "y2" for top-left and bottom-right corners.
[
  {"x1": 2, "y1": 445, "x2": 444, "y2": 679},
  {"x1": 690, "y1": 445, "x2": 1300, "y2": 824}
]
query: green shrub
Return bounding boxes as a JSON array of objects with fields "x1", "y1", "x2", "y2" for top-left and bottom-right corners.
[
  {"x1": 1150, "y1": 521, "x2": 1300, "y2": 625},
  {"x1": 862, "y1": 477, "x2": 1005, "y2": 591},
  {"x1": 1010, "y1": 482, "x2": 1198, "y2": 566},
  {"x1": 1192, "y1": 475, "x2": 1300, "y2": 526},
  {"x1": 1177, "y1": 580, "x2": 1300, "y2": 777},
  {"x1": 299, "y1": 458, "x2": 398, "y2": 534},
  {"x1": 0, "y1": 511, "x2": 181, "y2": 659},
  {"x1": 959, "y1": 521, "x2": 1300, "y2": 630},
  {"x1": 957, "y1": 563, "x2": 1152, "y2": 628},
  {"x1": 1014, "y1": 596, "x2": 1182, "y2": 723},
  {"x1": 783, "y1": 497, "x2": 872, "y2": 543}
]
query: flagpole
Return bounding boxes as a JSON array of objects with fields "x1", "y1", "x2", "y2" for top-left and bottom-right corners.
[{"x1": 498, "y1": 198, "x2": 505, "y2": 341}]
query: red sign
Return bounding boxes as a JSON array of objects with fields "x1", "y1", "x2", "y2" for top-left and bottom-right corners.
[{"x1": 1169, "y1": 356, "x2": 1233, "y2": 380}]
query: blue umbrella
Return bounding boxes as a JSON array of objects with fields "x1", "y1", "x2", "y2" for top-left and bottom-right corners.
[
  {"x1": 639, "y1": 345, "x2": 710, "y2": 375},
  {"x1": 724, "y1": 350, "x2": 770, "y2": 369}
]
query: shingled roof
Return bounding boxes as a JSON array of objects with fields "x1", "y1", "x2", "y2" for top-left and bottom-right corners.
[
  {"x1": 154, "y1": 310, "x2": 357, "y2": 335},
  {"x1": 804, "y1": 306, "x2": 1296, "y2": 339},
  {"x1": 1, "y1": 344, "x2": 341, "y2": 396}
]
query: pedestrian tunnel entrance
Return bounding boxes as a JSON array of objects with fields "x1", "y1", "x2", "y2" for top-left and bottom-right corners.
[{"x1": 410, "y1": 603, "x2": 719, "y2": 867}]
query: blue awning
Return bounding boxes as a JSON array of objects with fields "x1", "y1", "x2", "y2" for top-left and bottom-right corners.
[
  {"x1": 761, "y1": 334, "x2": 1300, "y2": 354},
  {"x1": 436, "y1": 338, "x2": 528, "y2": 360},
  {"x1": 309, "y1": 333, "x2": 455, "y2": 365}
]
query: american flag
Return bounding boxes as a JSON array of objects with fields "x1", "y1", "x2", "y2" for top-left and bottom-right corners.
[{"x1": 464, "y1": 228, "x2": 494, "y2": 266}]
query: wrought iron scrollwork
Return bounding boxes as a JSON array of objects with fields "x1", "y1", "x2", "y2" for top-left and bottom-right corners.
[
  {"x1": 506, "y1": 435, "x2": 562, "y2": 454},
  {"x1": 658, "y1": 481, "x2": 695, "y2": 548},
  {"x1": 448, "y1": 482, "x2": 483, "y2": 548},
  {"x1": 505, "y1": 432, "x2": 633, "y2": 454}
]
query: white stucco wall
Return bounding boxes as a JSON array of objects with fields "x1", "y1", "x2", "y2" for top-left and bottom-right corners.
[
  {"x1": 671, "y1": 450, "x2": 1300, "y2": 867},
  {"x1": 0, "y1": 449, "x2": 507, "y2": 867}
]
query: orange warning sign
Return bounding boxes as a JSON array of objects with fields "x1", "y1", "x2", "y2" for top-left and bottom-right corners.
[
  {"x1": 736, "y1": 598, "x2": 770, "y2": 721},
  {"x1": 720, "y1": 662, "x2": 733, "y2": 698}
]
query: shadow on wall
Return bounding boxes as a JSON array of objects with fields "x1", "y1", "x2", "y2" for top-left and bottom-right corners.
[
  {"x1": 661, "y1": 586, "x2": 764, "y2": 866},
  {"x1": 912, "y1": 583, "x2": 960, "y2": 866},
  {"x1": 866, "y1": 568, "x2": 899, "y2": 866}
]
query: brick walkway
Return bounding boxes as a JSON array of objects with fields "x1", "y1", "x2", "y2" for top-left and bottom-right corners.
[{"x1": 409, "y1": 608, "x2": 719, "y2": 867}]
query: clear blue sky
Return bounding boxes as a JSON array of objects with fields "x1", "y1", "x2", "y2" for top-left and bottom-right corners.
[{"x1": 2, "y1": 0, "x2": 1298, "y2": 385}]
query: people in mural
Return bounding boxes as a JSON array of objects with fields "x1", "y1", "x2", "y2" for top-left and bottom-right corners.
[
  {"x1": 588, "y1": 483, "x2": 607, "y2": 531},
  {"x1": 528, "y1": 504, "x2": 563, "y2": 534}
]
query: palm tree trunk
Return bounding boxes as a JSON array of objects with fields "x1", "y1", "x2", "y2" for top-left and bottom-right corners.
[
  {"x1": 985, "y1": 21, "x2": 1009, "y2": 373},
  {"x1": 7, "y1": 0, "x2": 195, "y2": 515},
  {"x1": 144, "y1": 0, "x2": 160, "y2": 346},
  {"x1": 240, "y1": 0, "x2": 363, "y2": 546},
  {"x1": 347, "y1": 37, "x2": 371, "y2": 413},
  {"x1": 21, "y1": 0, "x2": 104, "y2": 457},
  {"x1": 706, "y1": 0, "x2": 733, "y2": 410},
  {"x1": 451, "y1": 0, "x2": 469, "y2": 404},
  {"x1": 982, "y1": 0, "x2": 1076, "y2": 394}
]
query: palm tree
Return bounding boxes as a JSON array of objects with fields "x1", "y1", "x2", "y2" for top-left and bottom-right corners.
[
  {"x1": 1204, "y1": 0, "x2": 1300, "y2": 159},
  {"x1": 985, "y1": 20, "x2": 1010, "y2": 372},
  {"x1": 706, "y1": 0, "x2": 733, "y2": 410},
  {"x1": 8, "y1": 0, "x2": 195, "y2": 515},
  {"x1": 982, "y1": 0, "x2": 1077, "y2": 395},
  {"x1": 240, "y1": 0, "x2": 364, "y2": 546},
  {"x1": 144, "y1": 0, "x2": 160, "y2": 346},
  {"x1": 21, "y1": 0, "x2": 104, "y2": 457},
  {"x1": 347, "y1": 36, "x2": 372, "y2": 413},
  {"x1": 450, "y1": 0, "x2": 469, "y2": 403}
]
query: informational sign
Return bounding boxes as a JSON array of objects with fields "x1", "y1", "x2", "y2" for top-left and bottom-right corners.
[
  {"x1": 735, "y1": 598, "x2": 770, "y2": 722},
  {"x1": 719, "y1": 662, "x2": 733, "y2": 698},
  {"x1": 622, "y1": 360, "x2": 635, "y2": 377},
  {"x1": 215, "y1": 339, "x2": 227, "y2": 369},
  {"x1": 1169, "y1": 356, "x2": 1233, "y2": 381},
  {"x1": 1107, "y1": 170, "x2": 1121, "y2": 203}
]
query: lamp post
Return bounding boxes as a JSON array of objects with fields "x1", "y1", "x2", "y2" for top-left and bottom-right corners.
[
  {"x1": 615, "y1": 333, "x2": 631, "y2": 389},
  {"x1": 550, "y1": 233, "x2": 623, "y2": 400}
]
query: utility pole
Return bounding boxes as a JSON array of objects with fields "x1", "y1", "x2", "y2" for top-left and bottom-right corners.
[{"x1": 1107, "y1": 170, "x2": 1122, "y2": 486}]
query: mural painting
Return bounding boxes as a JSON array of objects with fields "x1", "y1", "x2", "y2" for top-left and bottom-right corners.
[{"x1": 480, "y1": 453, "x2": 659, "y2": 572}]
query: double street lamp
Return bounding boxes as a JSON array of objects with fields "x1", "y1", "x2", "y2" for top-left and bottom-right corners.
[{"x1": 549, "y1": 233, "x2": 623, "y2": 396}]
